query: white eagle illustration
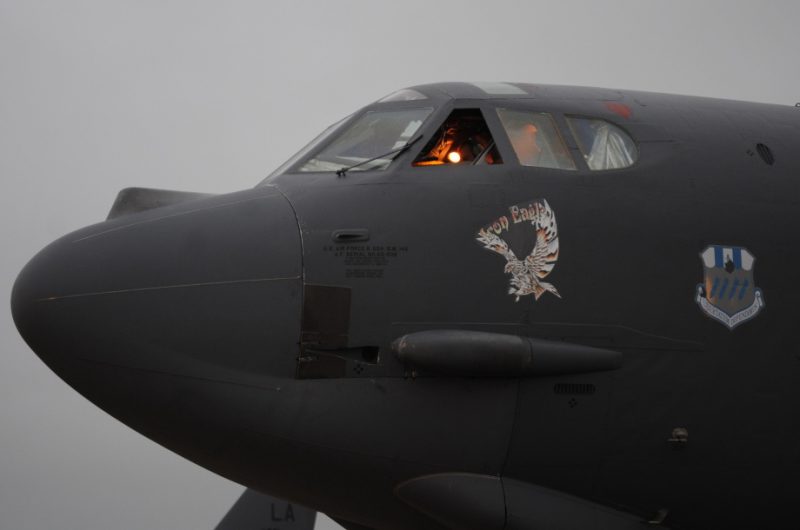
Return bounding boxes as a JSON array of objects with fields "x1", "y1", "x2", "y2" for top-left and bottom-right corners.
[{"x1": 476, "y1": 201, "x2": 560, "y2": 302}]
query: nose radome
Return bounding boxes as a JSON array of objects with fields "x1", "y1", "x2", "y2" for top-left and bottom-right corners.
[
  {"x1": 11, "y1": 186, "x2": 303, "y2": 387},
  {"x1": 11, "y1": 241, "x2": 58, "y2": 361}
]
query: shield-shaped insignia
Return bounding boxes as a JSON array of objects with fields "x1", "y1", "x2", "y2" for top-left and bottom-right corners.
[{"x1": 695, "y1": 246, "x2": 765, "y2": 330}]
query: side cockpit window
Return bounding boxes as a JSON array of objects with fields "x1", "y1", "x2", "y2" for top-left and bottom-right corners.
[
  {"x1": 413, "y1": 109, "x2": 502, "y2": 166},
  {"x1": 566, "y1": 117, "x2": 638, "y2": 170},
  {"x1": 496, "y1": 109, "x2": 576, "y2": 170}
]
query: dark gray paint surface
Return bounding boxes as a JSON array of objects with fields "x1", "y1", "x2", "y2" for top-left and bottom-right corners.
[
  {"x1": 11, "y1": 82, "x2": 800, "y2": 529},
  {"x1": 4, "y1": 3, "x2": 800, "y2": 530}
]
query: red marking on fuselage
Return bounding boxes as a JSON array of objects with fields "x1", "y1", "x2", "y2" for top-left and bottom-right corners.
[{"x1": 605, "y1": 101, "x2": 632, "y2": 120}]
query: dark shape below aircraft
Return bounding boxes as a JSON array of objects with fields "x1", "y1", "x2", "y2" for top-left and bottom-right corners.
[
  {"x1": 11, "y1": 82, "x2": 800, "y2": 529},
  {"x1": 216, "y1": 489, "x2": 316, "y2": 530}
]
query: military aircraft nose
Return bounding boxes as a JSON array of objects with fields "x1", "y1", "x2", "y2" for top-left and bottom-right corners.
[
  {"x1": 11, "y1": 242, "x2": 57, "y2": 361},
  {"x1": 11, "y1": 186, "x2": 302, "y2": 389}
]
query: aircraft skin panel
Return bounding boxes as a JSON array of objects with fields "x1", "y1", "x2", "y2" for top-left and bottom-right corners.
[
  {"x1": 11, "y1": 83, "x2": 800, "y2": 530},
  {"x1": 503, "y1": 478, "x2": 651, "y2": 530},
  {"x1": 330, "y1": 517, "x2": 378, "y2": 530}
]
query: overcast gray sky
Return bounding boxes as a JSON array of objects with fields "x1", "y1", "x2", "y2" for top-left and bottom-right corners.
[{"x1": 2, "y1": 1, "x2": 799, "y2": 529}]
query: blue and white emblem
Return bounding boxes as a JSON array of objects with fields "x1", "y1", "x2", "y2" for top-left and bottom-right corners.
[{"x1": 695, "y1": 246, "x2": 765, "y2": 330}]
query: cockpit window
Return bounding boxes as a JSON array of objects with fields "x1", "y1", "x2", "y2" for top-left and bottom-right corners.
[
  {"x1": 298, "y1": 108, "x2": 432, "y2": 173},
  {"x1": 413, "y1": 109, "x2": 502, "y2": 166},
  {"x1": 496, "y1": 109, "x2": 576, "y2": 170},
  {"x1": 264, "y1": 115, "x2": 351, "y2": 180},
  {"x1": 566, "y1": 117, "x2": 638, "y2": 170}
]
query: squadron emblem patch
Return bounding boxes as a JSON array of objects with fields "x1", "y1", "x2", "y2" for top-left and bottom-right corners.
[
  {"x1": 476, "y1": 199, "x2": 560, "y2": 302},
  {"x1": 695, "y1": 245, "x2": 764, "y2": 329}
]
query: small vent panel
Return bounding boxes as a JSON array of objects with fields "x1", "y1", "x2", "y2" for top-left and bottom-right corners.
[
  {"x1": 554, "y1": 383, "x2": 597, "y2": 395},
  {"x1": 756, "y1": 143, "x2": 775, "y2": 166}
]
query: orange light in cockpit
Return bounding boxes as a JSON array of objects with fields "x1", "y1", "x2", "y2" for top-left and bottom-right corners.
[{"x1": 447, "y1": 151, "x2": 462, "y2": 163}]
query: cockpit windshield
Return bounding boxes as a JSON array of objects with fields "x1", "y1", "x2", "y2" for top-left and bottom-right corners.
[{"x1": 297, "y1": 108, "x2": 433, "y2": 173}]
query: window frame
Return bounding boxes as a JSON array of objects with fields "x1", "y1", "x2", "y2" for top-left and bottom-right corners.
[
  {"x1": 269, "y1": 98, "x2": 641, "y2": 179},
  {"x1": 411, "y1": 106, "x2": 506, "y2": 168},
  {"x1": 281, "y1": 100, "x2": 444, "y2": 176},
  {"x1": 407, "y1": 102, "x2": 592, "y2": 174},
  {"x1": 403, "y1": 101, "x2": 512, "y2": 174},
  {"x1": 478, "y1": 103, "x2": 585, "y2": 172},
  {"x1": 496, "y1": 107, "x2": 578, "y2": 171},
  {"x1": 563, "y1": 114, "x2": 640, "y2": 171}
]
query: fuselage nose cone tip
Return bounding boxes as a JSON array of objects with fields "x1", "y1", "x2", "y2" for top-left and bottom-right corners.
[
  {"x1": 11, "y1": 238, "x2": 72, "y2": 367},
  {"x1": 12, "y1": 187, "x2": 305, "y2": 385},
  {"x1": 11, "y1": 251, "x2": 48, "y2": 357}
]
